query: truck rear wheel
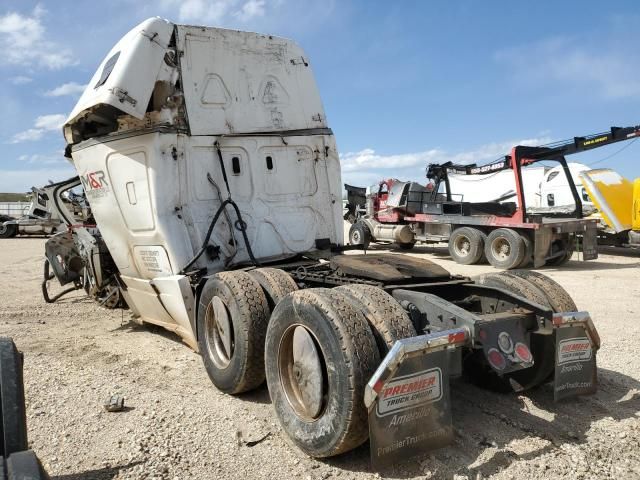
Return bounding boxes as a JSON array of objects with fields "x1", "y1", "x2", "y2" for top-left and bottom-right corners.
[
  {"x1": 348, "y1": 221, "x2": 371, "y2": 249},
  {"x1": 517, "y1": 231, "x2": 533, "y2": 268},
  {"x1": 0, "y1": 338, "x2": 28, "y2": 456},
  {"x1": 449, "y1": 227, "x2": 486, "y2": 265},
  {"x1": 0, "y1": 223, "x2": 17, "y2": 239},
  {"x1": 485, "y1": 228, "x2": 525, "y2": 269},
  {"x1": 505, "y1": 270, "x2": 577, "y2": 311},
  {"x1": 265, "y1": 289, "x2": 379, "y2": 457},
  {"x1": 546, "y1": 238, "x2": 575, "y2": 266},
  {"x1": 197, "y1": 271, "x2": 269, "y2": 394},
  {"x1": 336, "y1": 284, "x2": 416, "y2": 355},
  {"x1": 471, "y1": 273, "x2": 555, "y2": 391},
  {"x1": 475, "y1": 272, "x2": 550, "y2": 307},
  {"x1": 248, "y1": 268, "x2": 298, "y2": 312}
]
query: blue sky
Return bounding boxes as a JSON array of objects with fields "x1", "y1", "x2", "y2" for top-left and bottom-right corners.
[{"x1": 1, "y1": 0, "x2": 640, "y2": 192}]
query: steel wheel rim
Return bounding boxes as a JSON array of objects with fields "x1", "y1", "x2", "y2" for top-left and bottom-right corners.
[
  {"x1": 278, "y1": 324, "x2": 326, "y2": 421},
  {"x1": 205, "y1": 296, "x2": 234, "y2": 369},
  {"x1": 454, "y1": 234, "x2": 471, "y2": 257},
  {"x1": 491, "y1": 237, "x2": 511, "y2": 260},
  {"x1": 0, "y1": 224, "x2": 6, "y2": 235},
  {"x1": 351, "y1": 229, "x2": 361, "y2": 244}
]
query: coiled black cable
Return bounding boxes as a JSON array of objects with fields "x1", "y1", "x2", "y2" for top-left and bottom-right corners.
[{"x1": 179, "y1": 141, "x2": 260, "y2": 274}]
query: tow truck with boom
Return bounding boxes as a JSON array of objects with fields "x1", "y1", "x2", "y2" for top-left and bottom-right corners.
[
  {"x1": 43, "y1": 18, "x2": 601, "y2": 468},
  {"x1": 347, "y1": 125, "x2": 640, "y2": 269}
]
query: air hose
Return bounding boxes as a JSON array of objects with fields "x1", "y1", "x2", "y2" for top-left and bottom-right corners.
[{"x1": 179, "y1": 141, "x2": 260, "y2": 274}]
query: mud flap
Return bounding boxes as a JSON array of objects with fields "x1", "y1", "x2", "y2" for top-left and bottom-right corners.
[
  {"x1": 581, "y1": 226, "x2": 598, "y2": 261},
  {"x1": 364, "y1": 328, "x2": 469, "y2": 471},
  {"x1": 552, "y1": 312, "x2": 599, "y2": 401}
]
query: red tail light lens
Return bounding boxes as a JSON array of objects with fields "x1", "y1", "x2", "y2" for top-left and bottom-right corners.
[
  {"x1": 514, "y1": 342, "x2": 533, "y2": 363},
  {"x1": 487, "y1": 348, "x2": 506, "y2": 370}
]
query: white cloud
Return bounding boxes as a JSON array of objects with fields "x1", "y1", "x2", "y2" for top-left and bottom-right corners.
[
  {"x1": 235, "y1": 0, "x2": 266, "y2": 21},
  {"x1": 9, "y1": 76, "x2": 33, "y2": 85},
  {"x1": 340, "y1": 136, "x2": 551, "y2": 187},
  {"x1": 44, "y1": 82, "x2": 87, "y2": 97},
  {"x1": 10, "y1": 113, "x2": 66, "y2": 143},
  {"x1": 496, "y1": 36, "x2": 640, "y2": 99},
  {"x1": 159, "y1": 0, "x2": 269, "y2": 24},
  {"x1": 0, "y1": 5, "x2": 74, "y2": 69},
  {"x1": 11, "y1": 129, "x2": 45, "y2": 143},
  {"x1": 34, "y1": 114, "x2": 66, "y2": 130},
  {"x1": 18, "y1": 153, "x2": 63, "y2": 165},
  {"x1": 0, "y1": 166, "x2": 75, "y2": 192}
]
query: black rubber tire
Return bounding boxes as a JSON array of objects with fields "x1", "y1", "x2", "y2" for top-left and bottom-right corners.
[
  {"x1": 470, "y1": 274, "x2": 556, "y2": 392},
  {"x1": 0, "y1": 223, "x2": 17, "y2": 239},
  {"x1": 265, "y1": 289, "x2": 379, "y2": 457},
  {"x1": 505, "y1": 270, "x2": 577, "y2": 311},
  {"x1": 6, "y1": 450, "x2": 48, "y2": 480},
  {"x1": 0, "y1": 338, "x2": 28, "y2": 456},
  {"x1": 546, "y1": 238, "x2": 575, "y2": 266},
  {"x1": 335, "y1": 284, "x2": 416, "y2": 355},
  {"x1": 474, "y1": 273, "x2": 550, "y2": 308},
  {"x1": 197, "y1": 271, "x2": 270, "y2": 394},
  {"x1": 248, "y1": 268, "x2": 298, "y2": 312},
  {"x1": 546, "y1": 252, "x2": 568, "y2": 266},
  {"x1": 396, "y1": 242, "x2": 415, "y2": 250},
  {"x1": 348, "y1": 222, "x2": 371, "y2": 249},
  {"x1": 485, "y1": 228, "x2": 526, "y2": 269},
  {"x1": 517, "y1": 231, "x2": 533, "y2": 268},
  {"x1": 449, "y1": 227, "x2": 486, "y2": 265}
]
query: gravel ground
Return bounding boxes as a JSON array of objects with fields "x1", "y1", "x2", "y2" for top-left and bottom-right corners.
[{"x1": 1, "y1": 237, "x2": 639, "y2": 480}]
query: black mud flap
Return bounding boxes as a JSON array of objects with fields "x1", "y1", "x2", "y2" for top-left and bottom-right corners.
[
  {"x1": 552, "y1": 313, "x2": 599, "y2": 401},
  {"x1": 364, "y1": 328, "x2": 469, "y2": 471},
  {"x1": 581, "y1": 227, "x2": 598, "y2": 261}
]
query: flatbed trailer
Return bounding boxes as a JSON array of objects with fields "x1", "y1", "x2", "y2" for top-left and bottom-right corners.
[{"x1": 348, "y1": 125, "x2": 640, "y2": 269}]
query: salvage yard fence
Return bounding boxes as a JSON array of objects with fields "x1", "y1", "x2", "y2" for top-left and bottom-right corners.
[{"x1": 0, "y1": 202, "x2": 30, "y2": 218}]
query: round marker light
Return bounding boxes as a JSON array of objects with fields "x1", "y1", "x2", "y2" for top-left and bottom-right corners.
[
  {"x1": 487, "y1": 348, "x2": 506, "y2": 371},
  {"x1": 514, "y1": 342, "x2": 533, "y2": 364},
  {"x1": 497, "y1": 331, "x2": 514, "y2": 354}
]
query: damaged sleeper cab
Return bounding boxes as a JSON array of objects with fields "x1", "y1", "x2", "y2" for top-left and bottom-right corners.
[{"x1": 46, "y1": 17, "x2": 600, "y2": 467}]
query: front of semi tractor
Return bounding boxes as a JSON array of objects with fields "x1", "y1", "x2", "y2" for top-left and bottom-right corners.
[{"x1": 44, "y1": 18, "x2": 601, "y2": 467}]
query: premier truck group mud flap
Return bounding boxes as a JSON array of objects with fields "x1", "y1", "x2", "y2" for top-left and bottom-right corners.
[
  {"x1": 552, "y1": 312, "x2": 600, "y2": 401},
  {"x1": 364, "y1": 328, "x2": 469, "y2": 471}
]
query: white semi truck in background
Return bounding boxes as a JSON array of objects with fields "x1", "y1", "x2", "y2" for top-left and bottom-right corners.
[
  {"x1": 43, "y1": 18, "x2": 601, "y2": 466},
  {"x1": 448, "y1": 161, "x2": 594, "y2": 209}
]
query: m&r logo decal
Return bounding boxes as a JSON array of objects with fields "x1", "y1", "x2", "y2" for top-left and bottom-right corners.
[{"x1": 80, "y1": 171, "x2": 110, "y2": 199}]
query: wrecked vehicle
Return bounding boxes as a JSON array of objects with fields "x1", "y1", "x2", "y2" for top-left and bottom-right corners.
[
  {"x1": 44, "y1": 18, "x2": 601, "y2": 467},
  {"x1": 0, "y1": 182, "x2": 75, "y2": 238}
]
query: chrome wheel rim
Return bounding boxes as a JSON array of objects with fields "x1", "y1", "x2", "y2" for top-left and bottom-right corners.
[
  {"x1": 205, "y1": 296, "x2": 234, "y2": 369},
  {"x1": 454, "y1": 235, "x2": 471, "y2": 257},
  {"x1": 278, "y1": 325, "x2": 326, "y2": 420},
  {"x1": 491, "y1": 237, "x2": 511, "y2": 260}
]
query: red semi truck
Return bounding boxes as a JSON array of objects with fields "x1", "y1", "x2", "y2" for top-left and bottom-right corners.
[{"x1": 347, "y1": 125, "x2": 640, "y2": 269}]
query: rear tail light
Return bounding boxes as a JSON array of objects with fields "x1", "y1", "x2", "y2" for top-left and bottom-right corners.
[
  {"x1": 487, "y1": 348, "x2": 506, "y2": 370},
  {"x1": 514, "y1": 342, "x2": 533, "y2": 364}
]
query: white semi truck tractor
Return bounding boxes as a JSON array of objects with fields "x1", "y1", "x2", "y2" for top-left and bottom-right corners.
[{"x1": 45, "y1": 18, "x2": 601, "y2": 466}]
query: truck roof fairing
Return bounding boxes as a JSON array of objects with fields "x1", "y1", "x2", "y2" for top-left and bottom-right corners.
[{"x1": 64, "y1": 18, "x2": 174, "y2": 143}]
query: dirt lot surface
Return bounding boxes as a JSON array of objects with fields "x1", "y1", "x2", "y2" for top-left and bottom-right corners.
[{"x1": 1, "y1": 237, "x2": 639, "y2": 480}]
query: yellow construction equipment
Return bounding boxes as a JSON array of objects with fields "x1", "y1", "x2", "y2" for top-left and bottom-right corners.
[{"x1": 580, "y1": 169, "x2": 640, "y2": 247}]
